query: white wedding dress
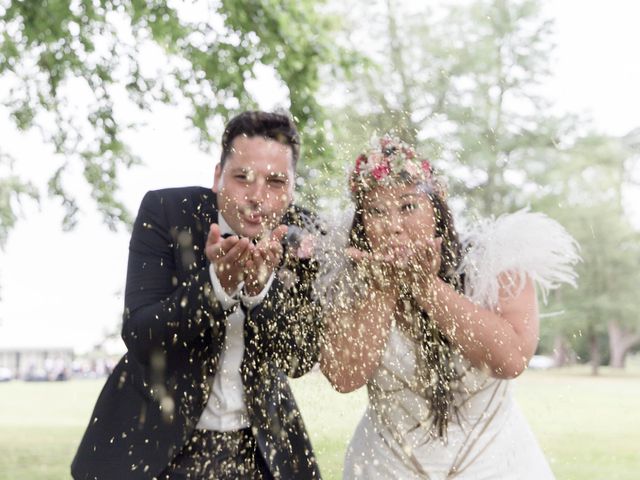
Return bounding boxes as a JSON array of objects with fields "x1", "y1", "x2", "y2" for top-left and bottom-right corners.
[{"x1": 337, "y1": 211, "x2": 580, "y2": 480}]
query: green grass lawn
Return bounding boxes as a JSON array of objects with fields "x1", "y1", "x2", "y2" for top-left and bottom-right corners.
[{"x1": 1, "y1": 366, "x2": 638, "y2": 479}]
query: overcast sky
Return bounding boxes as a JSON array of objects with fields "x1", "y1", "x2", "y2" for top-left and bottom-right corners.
[{"x1": 1, "y1": 0, "x2": 639, "y2": 353}]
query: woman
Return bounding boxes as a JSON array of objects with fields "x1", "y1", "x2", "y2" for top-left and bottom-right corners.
[{"x1": 319, "y1": 135, "x2": 579, "y2": 479}]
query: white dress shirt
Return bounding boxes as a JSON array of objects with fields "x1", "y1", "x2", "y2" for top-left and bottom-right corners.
[{"x1": 196, "y1": 214, "x2": 274, "y2": 432}]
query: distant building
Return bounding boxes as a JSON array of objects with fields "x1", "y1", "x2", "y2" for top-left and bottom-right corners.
[{"x1": 0, "y1": 347, "x2": 74, "y2": 380}]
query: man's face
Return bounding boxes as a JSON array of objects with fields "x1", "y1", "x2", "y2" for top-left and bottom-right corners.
[{"x1": 213, "y1": 135, "x2": 295, "y2": 239}]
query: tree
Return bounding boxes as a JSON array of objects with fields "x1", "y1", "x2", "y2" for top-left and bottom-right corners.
[
  {"x1": 325, "y1": 0, "x2": 572, "y2": 218},
  {"x1": 0, "y1": 154, "x2": 37, "y2": 246},
  {"x1": 535, "y1": 134, "x2": 640, "y2": 372},
  {"x1": 0, "y1": 0, "x2": 346, "y2": 242},
  {"x1": 322, "y1": 0, "x2": 454, "y2": 168},
  {"x1": 433, "y1": 0, "x2": 573, "y2": 217}
]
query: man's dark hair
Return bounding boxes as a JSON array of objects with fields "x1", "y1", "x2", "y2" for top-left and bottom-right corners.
[{"x1": 220, "y1": 111, "x2": 300, "y2": 169}]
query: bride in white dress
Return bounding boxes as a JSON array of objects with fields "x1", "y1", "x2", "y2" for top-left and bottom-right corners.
[{"x1": 318, "y1": 135, "x2": 579, "y2": 479}]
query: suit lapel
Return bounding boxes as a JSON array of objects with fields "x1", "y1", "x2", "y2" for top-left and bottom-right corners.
[
  {"x1": 197, "y1": 189, "x2": 218, "y2": 249},
  {"x1": 192, "y1": 189, "x2": 222, "y2": 381}
]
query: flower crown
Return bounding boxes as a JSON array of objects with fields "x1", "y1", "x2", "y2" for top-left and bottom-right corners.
[{"x1": 349, "y1": 134, "x2": 445, "y2": 197}]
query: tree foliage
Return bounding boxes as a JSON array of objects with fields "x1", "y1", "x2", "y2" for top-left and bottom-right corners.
[
  {"x1": 0, "y1": 0, "x2": 345, "y2": 241},
  {"x1": 535, "y1": 134, "x2": 640, "y2": 367},
  {"x1": 326, "y1": 0, "x2": 572, "y2": 217},
  {"x1": 0, "y1": 153, "x2": 37, "y2": 245}
]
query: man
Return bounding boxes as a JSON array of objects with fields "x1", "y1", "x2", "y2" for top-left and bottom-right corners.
[{"x1": 72, "y1": 111, "x2": 322, "y2": 479}]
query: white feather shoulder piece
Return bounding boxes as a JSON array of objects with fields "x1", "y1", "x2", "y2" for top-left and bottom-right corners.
[{"x1": 458, "y1": 209, "x2": 580, "y2": 309}]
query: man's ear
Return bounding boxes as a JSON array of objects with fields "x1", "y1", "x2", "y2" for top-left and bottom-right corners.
[{"x1": 212, "y1": 163, "x2": 222, "y2": 193}]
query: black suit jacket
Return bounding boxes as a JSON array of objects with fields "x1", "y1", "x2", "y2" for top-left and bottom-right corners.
[{"x1": 71, "y1": 186, "x2": 322, "y2": 479}]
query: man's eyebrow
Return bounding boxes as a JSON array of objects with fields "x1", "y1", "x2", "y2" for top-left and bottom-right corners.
[
  {"x1": 399, "y1": 193, "x2": 421, "y2": 199},
  {"x1": 229, "y1": 167, "x2": 251, "y2": 173},
  {"x1": 267, "y1": 172, "x2": 289, "y2": 179}
]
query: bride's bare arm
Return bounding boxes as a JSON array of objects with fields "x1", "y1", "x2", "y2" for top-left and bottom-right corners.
[
  {"x1": 320, "y1": 286, "x2": 397, "y2": 393},
  {"x1": 413, "y1": 272, "x2": 539, "y2": 379}
]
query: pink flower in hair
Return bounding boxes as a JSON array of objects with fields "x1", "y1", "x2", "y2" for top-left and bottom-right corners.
[
  {"x1": 368, "y1": 152, "x2": 384, "y2": 166},
  {"x1": 404, "y1": 161, "x2": 421, "y2": 177},
  {"x1": 350, "y1": 136, "x2": 442, "y2": 197},
  {"x1": 380, "y1": 136, "x2": 392, "y2": 149},
  {"x1": 372, "y1": 162, "x2": 391, "y2": 180}
]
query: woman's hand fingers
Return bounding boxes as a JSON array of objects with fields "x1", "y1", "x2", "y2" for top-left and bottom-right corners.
[
  {"x1": 270, "y1": 225, "x2": 288, "y2": 243},
  {"x1": 410, "y1": 237, "x2": 443, "y2": 278}
]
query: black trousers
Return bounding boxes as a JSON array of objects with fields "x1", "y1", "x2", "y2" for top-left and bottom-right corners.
[{"x1": 159, "y1": 428, "x2": 272, "y2": 480}]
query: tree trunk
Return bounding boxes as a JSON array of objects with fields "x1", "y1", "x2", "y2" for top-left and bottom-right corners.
[
  {"x1": 552, "y1": 335, "x2": 571, "y2": 367},
  {"x1": 384, "y1": 0, "x2": 419, "y2": 145},
  {"x1": 589, "y1": 329, "x2": 600, "y2": 376},
  {"x1": 608, "y1": 320, "x2": 640, "y2": 368}
]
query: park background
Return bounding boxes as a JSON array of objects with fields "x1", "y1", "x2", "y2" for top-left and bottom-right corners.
[{"x1": 1, "y1": 0, "x2": 639, "y2": 478}]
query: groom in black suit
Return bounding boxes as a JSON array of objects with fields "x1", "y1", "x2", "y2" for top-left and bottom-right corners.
[{"x1": 72, "y1": 111, "x2": 322, "y2": 479}]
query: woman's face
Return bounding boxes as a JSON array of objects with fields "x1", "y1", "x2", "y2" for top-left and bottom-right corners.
[{"x1": 361, "y1": 183, "x2": 437, "y2": 254}]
